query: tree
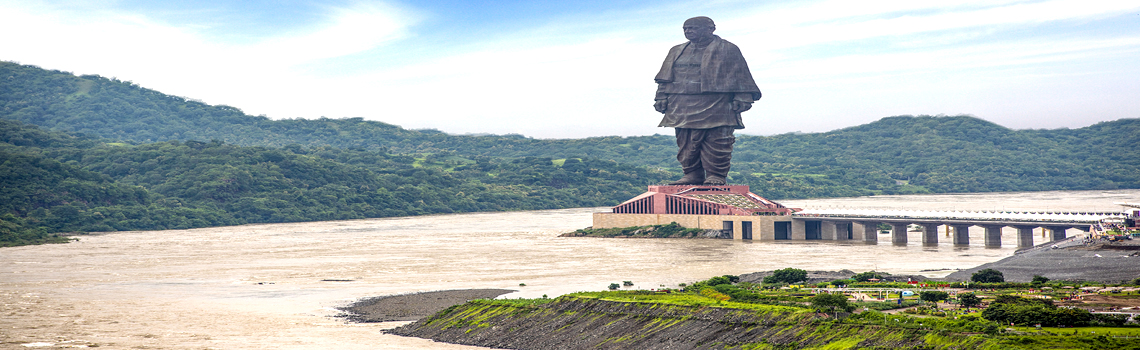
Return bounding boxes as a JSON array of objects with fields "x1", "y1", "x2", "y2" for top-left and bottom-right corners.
[
  {"x1": 958, "y1": 293, "x2": 981, "y2": 310},
  {"x1": 705, "y1": 276, "x2": 732, "y2": 286},
  {"x1": 971, "y1": 269, "x2": 1005, "y2": 283},
  {"x1": 810, "y1": 293, "x2": 853, "y2": 316},
  {"x1": 1031, "y1": 275, "x2": 1049, "y2": 285},
  {"x1": 920, "y1": 291, "x2": 950, "y2": 308},
  {"x1": 982, "y1": 295, "x2": 1092, "y2": 327},
  {"x1": 763, "y1": 268, "x2": 808, "y2": 284},
  {"x1": 852, "y1": 271, "x2": 883, "y2": 282}
]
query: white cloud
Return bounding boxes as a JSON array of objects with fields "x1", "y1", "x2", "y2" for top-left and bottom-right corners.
[
  {"x1": 0, "y1": 1, "x2": 413, "y2": 111},
  {"x1": 1, "y1": 0, "x2": 1137, "y2": 138}
]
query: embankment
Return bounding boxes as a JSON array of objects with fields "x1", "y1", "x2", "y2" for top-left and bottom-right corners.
[
  {"x1": 339, "y1": 289, "x2": 515, "y2": 322},
  {"x1": 386, "y1": 296, "x2": 988, "y2": 350}
]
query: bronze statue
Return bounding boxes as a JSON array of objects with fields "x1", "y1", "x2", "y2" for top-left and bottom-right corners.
[{"x1": 654, "y1": 16, "x2": 760, "y2": 185}]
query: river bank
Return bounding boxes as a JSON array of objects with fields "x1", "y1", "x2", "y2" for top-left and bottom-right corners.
[
  {"x1": 339, "y1": 289, "x2": 515, "y2": 322},
  {"x1": 363, "y1": 239, "x2": 1140, "y2": 350},
  {"x1": 342, "y1": 238, "x2": 1140, "y2": 325}
]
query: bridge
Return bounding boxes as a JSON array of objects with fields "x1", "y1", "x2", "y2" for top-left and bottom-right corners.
[
  {"x1": 791, "y1": 208, "x2": 1120, "y2": 248},
  {"x1": 595, "y1": 184, "x2": 1128, "y2": 247}
]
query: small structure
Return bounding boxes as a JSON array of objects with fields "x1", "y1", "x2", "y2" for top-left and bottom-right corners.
[
  {"x1": 1116, "y1": 202, "x2": 1140, "y2": 229},
  {"x1": 593, "y1": 185, "x2": 797, "y2": 240}
]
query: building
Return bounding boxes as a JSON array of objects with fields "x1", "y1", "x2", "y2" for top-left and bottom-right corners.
[{"x1": 592, "y1": 185, "x2": 797, "y2": 240}]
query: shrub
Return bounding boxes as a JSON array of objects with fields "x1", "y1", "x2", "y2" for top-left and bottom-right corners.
[
  {"x1": 705, "y1": 276, "x2": 732, "y2": 286},
  {"x1": 958, "y1": 293, "x2": 981, "y2": 309},
  {"x1": 852, "y1": 271, "x2": 884, "y2": 282},
  {"x1": 700, "y1": 287, "x2": 731, "y2": 301},
  {"x1": 608, "y1": 283, "x2": 620, "y2": 290},
  {"x1": 764, "y1": 268, "x2": 808, "y2": 284},
  {"x1": 811, "y1": 293, "x2": 853, "y2": 313},
  {"x1": 829, "y1": 278, "x2": 856, "y2": 286},
  {"x1": 1092, "y1": 313, "x2": 1129, "y2": 326},
  {"x1": 972, "y1": 269, "x2": 1005, "y2": 283},
  {"x1": 981, "y1": 295, "x2": 1092, "y2": 326},
  {"x1": 920, "y1": 291, "x2": 950, "y2": 307}
]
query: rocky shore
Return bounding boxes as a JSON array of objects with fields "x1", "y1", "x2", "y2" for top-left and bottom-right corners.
[
  {"x1": 340, "y1": 239, "x2": 1140, "y2": 324},
  {"x1": 383, "y1": 297, "x2": 951, "y2": 350},
  {"x1": 336, "y1": 237, "x2": 1140, "y2": 350},
  {"x1": 338, "y1": 289, "x2": 515, "y2": 322}
]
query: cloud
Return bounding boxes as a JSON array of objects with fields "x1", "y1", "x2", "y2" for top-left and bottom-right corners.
[
  {"x1": 0, "y1": 1, "x2": 414, "y2": 109},
  {"x1": 1, "y1": 0, "x2": 1137, "y2": 138}
]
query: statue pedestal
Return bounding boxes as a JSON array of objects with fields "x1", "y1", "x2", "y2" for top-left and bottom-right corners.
[{"x1": 592, "y1": 184, "x2": 797, "y2": 240}]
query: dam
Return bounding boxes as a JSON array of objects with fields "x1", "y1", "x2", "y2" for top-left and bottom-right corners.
[{"x1": 593, "y1": 185, "x2": 1125, "y2": 248}]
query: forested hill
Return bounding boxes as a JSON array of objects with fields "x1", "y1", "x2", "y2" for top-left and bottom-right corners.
[
  {"x1": 3, "y1": 60, "x2": 1139, "y2": 199},
  {"x1": 0, "y1": 119, "x2": 670, "y2": 246}
]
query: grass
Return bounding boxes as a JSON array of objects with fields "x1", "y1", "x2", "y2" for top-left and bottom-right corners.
[
  {"x1": 567, "y1": 291, "x2": 809, "y2": 314},
  {"x1": 417, "y1": 284, "x2": 1140, "y2": 350},
  {"x1": 1010, "y1": 326, "x2": 1140, "y2": 336}
]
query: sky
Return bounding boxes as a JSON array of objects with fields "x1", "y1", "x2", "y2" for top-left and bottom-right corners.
[{"x1": 2, "y1": 0, "x2": 1138, "y2": 139}]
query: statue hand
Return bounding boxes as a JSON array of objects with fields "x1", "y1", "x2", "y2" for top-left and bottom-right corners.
[
  {"x1": 732, "y1": 100, "x2": 752, "y2": 113},
  {"x1": 654, "y1": 99, "x2": 667, "y2": 113}
]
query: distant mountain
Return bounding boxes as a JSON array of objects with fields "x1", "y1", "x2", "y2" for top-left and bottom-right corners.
[{"x1": 3, "y1": 60, "x2": 1138, "y2": 199}]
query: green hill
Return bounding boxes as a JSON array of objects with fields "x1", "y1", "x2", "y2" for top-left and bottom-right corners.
[
  {"x1": 4, "y1": 61, "x2": 1136, "y2": 199},
  {"x1": 2, "y1": 60, "x2": 1139, "y2": 246},
  {"x1": 0, "y1": 119, "x2": 668, "y2": 246}
]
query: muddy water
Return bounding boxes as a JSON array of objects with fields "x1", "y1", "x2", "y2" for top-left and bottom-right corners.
[{"x1": 2, "y1": 189, "x2": 1136, "y2": 349}]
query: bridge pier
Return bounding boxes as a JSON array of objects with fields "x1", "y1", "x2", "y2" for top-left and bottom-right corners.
[
  {"x1": 1015, "y1": 226, "x2": 1036, "y2": 248},
  {"x1": 832, "y1": 221, "x2": 851, "y2": 241},
  {"x1": 858, "y1": 222, "x2": 879, "y2": 243},
  {"x1": 983, "y1": 225, "x2": 1003, "y2": 247},
  {"x1": 821, "y1": 221, "x2": 836, "y2": 240},
  {"x1": 789, "y1": 211, "x2": 1099, "y2": 247},
  {"x1": 891, "y1": 223, "x2": 909, "y2": 244},
  {"x1": 920, "y1": 223, "x2": 939, "y2": 245},
  {"x1": 950, "y1": 224, "x2": 971, "y2": 245},
  {"x1": 1045, "y1": 226, "x2": 1068, "y2": 241}
]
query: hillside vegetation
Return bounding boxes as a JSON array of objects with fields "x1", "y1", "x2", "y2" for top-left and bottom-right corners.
[
  {"x1": 388, "y1": 276, "x2": 1140, "y2": 350},
  {"x1": 2, "y1": 61, "x2": 1139, "y2": 245},
  {"x1": 0, "y1": 119, "x2": 667, "y2": 246}
]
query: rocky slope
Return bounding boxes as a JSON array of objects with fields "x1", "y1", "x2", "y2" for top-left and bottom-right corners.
[{"x1": 387, "y1": 296, "x2": 985, "y2": 349}]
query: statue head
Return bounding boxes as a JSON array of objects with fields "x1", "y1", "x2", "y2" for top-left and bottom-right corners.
[{"x1": 683, "y1": 16, "x2": 716, "y2": 43}]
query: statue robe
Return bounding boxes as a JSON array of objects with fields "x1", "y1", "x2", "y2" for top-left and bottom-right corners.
[{"x1": 654, "y1": 35, "x2": 761, "y2": 130}]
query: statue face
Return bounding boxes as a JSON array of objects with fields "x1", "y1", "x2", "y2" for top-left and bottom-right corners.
[{"x1": 683, "y1": 22, "x2": 715, "y2": 42}]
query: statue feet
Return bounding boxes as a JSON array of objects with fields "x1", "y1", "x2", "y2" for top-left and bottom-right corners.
[
  {"x1": 703, "y1": 175, "x2": 726, "y2": 185},
  {"x1": 668, "y1": 173, "x2": 704, "y2": 185}
]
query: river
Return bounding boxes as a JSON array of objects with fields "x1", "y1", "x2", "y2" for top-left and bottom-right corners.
[{"x1": 2, "y1": 189, "x2": 1136, "y2": 349}]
